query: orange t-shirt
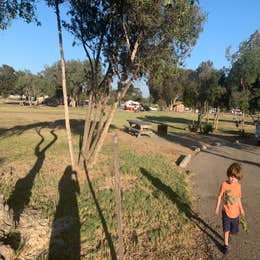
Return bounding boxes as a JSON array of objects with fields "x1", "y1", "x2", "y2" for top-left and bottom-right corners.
[{"x1": 219, "y1": 181, "x2": 242, "y2": 218}]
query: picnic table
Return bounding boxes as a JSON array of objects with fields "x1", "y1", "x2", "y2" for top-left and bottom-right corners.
[{"x1": 125, "y1": 119, "x2": 153, "y2": 137}]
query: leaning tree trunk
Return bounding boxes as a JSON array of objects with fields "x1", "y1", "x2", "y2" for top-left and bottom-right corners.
[
  {"x1": 82, "y1": 80, "x2": 133, "y2": 170},
  {"x1": 55, "y1": 2, "x2": 76, "y2": 170}
]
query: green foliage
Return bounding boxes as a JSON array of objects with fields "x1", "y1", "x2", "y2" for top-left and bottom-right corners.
[
  {"x1": 65, "y1": 0, "x2": 205, "y2": 99},
  {"x1": 188, "y1": 121, "x2": 198, "y2": 132},
  {"x1": 0, "y1": 0, "x2": 39, "y2": 30},
  {"x1": 240, "y1": 215, "x2": 248, "y2": 233},
  {"x1": 200, "y1": 122, "x2": 213, "y2": 135},
  {"x1": 228, "y1": 30, "x2": 260, "y2": 114},
  {"x1": 123, "y1": 85, "x2": 143, "y2": 102},
  {"x1": 0, "y1": 64, "x2": 17, "y2": 96}
]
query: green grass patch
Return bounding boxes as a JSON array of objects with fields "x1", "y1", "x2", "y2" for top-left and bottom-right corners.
[{"x1": 78, "y1": 149, "x2": 195, "y2": 258}]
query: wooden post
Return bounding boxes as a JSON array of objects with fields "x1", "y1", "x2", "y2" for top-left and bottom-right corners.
[{"x1": 113, "y1": 134, "x2": 124, "y2": 260}]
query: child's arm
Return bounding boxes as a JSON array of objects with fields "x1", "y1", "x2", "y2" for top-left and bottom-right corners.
[
  {"x1": 215, "y1": 183, "x2": 224, "y2": 215},
  {"x1": 215, "y1": 193, "x2": 222, "y2": 215},
  {"x1": 238, "y1": 197, "x2": 245, "y2": 216}
]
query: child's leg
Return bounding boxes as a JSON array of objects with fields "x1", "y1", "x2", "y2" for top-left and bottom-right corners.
[
  {"x1": 224, "y1": 231, "x2": 230, "y2": 246},
  {"x1": 222, "y1": 211, "x2": 231, "y2": 246}
]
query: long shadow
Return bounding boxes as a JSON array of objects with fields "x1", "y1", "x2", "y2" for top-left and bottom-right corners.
[
  {"x1": 0, "y1": 119, "x2": 85, "y2": 138},
  {"x1": 83, "y1": 161, "x2": 117, "y2": 260},
  {"x1": 140, "y1": 167, "x2": 224, "y2": 254},
  {"x1": 0, "y1": 157, "x2": 5, "y2": 166},
  {"x1": 203, "y1": 149, "x2": 260, "y2": 168},
  {"x1": 138, "y1": 115, "x2": 192, "y2": 125},
  {"x1": 7, "y1": 128, "x2": 57, "y2": 226},
  {"x1": 137, "y1": 115, "x2": 191, "y2": 131},
  {"x1": 48, "y1": 166, "x2": 81, "y2": 260},
  {"x1": 162, "y1": 132, "x2": 201, "y2": 149}
]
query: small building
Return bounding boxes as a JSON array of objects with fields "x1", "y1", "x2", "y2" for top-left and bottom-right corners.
[{"x1": 173, "y1": 102, "x2": 185, "y2": 112}]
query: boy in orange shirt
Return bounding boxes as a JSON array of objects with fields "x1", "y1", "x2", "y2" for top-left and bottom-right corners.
[{"x1": 215, "y1": 162, "x2": 245, "y2": 254}]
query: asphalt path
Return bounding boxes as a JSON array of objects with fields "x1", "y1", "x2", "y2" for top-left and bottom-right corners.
[{"x1": 188, "y1": 138, "x2": 260, "y2": 259}]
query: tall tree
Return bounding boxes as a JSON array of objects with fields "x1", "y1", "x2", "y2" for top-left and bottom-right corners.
[
  {"x1": 0, "y1": 64, "x2": 17, "y2": 96},
  {"x1": 148, "y1": 66, "x2": 190, "y2": 110},
  {"x1": 227, "y1": 30, "x2": 260, "y2": 127},
  {"x1": 46, "y1": 0, "x2": 76, "y2": 170},
  {"x1": 185, "y1": 61, "x2": 220, "y2": 131},
  {"x1": 64, "y1": 0, "x2": 205, "y2": 170}
]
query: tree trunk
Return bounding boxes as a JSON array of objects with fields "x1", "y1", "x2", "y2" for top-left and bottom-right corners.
[
  {"x1": 197, "y1": 103, "x2": 205, "y2": 132},
  {"x1": 70, "y1": 97, "x2": 76, "y2": 108},
  {"x1": 113, "y1": 135, "x2": 124, "y2": 260},
  {"x1": 213, "y1": 107, "x2": 220, "y2": 130},
  {"x1": 87, "y1": 80, "x2": 133, "y2": 169},
  {"x1": 205, "y1": 101, "x2": 209, "y2": 122},
  {"x1": 241, "y1": 111, "x2": 245, "y2": 131},
  {"x1": 55, "y1": 2, "x2": 76, "y2": 170}
]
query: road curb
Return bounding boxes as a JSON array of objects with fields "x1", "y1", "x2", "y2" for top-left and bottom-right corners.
[{"x1": 179, "y1": 154, "x2": 192, "y2": 168}]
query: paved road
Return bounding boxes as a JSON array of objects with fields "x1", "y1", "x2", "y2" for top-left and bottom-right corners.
[{"x1": 188, "y1": 139, "x2": 260, "y2": 259}]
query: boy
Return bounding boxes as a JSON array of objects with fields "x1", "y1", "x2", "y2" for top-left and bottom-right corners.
[{"x1": 215, "y1": 162, "x2": 245, "y2": 254}]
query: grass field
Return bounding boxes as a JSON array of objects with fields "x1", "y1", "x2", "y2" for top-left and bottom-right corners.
[{"x1": 0, "y1": 104, "x2": 255, "y2": 258}]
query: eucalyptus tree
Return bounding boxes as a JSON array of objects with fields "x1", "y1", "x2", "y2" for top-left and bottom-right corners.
[
  {"x1": 66, "y1": 60, "x2": 92, "y2": 107},
  {"x1": 46, "y1": 0, "x2": 76, "y2": 170},
  {"x1": 64, "y1": 0, "x2": 205, "y2": 169},
  {"x1": 0, "y1": 0, "x2": 38, "y2": 30},
  {"x1": 183, "y1": 61, "x2": 221, "y2": 131},
  {"x1": 40, "y1": 63, "x2": 62, "y2": 96},
  {"x1": 123, "y1": 85, "x2": 143, "y2": 103},
  {"x1": 148, "y1": 66, "x2": 190, "y2": 110},
  {"x1": 209, "y1": 80, "x2": 227, "y2": 129},
  {"x1": 227, "y1": 30, "x2": 260, "y2": 127},
  {"x1": 182, "y1": 69, "x2": 199, "y2": 109},
  {"x1": 15, "y1": 70, "x2": 36, "y2": 104},
  {"x1": 0, "y1": 64, "x2": 17, "y2": 96}
]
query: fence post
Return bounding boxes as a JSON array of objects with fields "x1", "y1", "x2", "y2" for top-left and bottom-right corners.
[{"x1": 113, "y1": 134, "x2": 124, "y2": 260}]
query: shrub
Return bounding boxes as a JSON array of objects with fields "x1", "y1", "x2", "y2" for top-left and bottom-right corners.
[
  {"x1": 188, "y1": 121, "x2": 198, "y2": 132},
  {"x1": 200, "y1": 122, "x2": 213, "y2": 135}
]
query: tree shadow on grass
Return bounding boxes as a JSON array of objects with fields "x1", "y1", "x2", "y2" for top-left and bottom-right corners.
[
  {"x1": 83, "y1": 161, "x2": 117, "y2": 260},
  {"x1": 0, "y1": 119, "x2": 85, "y2": 138},
  {"x1": 7, "y1": 128, "x2": 57, "y2": 227},
  {"x1": 0, "y1": 157, "x2": 5, "y2": 167},
  {"x1": 48, "y1": 166, "x2": 81, "y2": 260},
  {"x1": 137, "y1": 115, "x2": 191, "y2": 131},
  {"x1": 140, "y1": 167, "x2": 224, "y2": 254},
  {"x1": 139, "y1": 115, "x2": 192, "y2": 125}
]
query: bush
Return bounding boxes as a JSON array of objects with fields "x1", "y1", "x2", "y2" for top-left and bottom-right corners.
[
  {"x1": 200, "y1": 122, "x2": 213, "y2": 135},
  {"x1": 188, "y1": 121, "x2": 198, "y2": 132}
]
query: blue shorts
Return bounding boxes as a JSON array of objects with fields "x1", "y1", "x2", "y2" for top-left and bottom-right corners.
[{"x1": 222, "y1": 211, "x2": 239, "y2": 234}]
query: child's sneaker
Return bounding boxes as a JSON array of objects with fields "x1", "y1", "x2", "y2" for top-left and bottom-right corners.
[{"x1": 223, "y1": 245, "x2": 229, "y2": 255}]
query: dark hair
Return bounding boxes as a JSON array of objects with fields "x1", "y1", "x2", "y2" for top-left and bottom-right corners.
[{"x1": 227, "y1": 163, "x2": 242, "y2": 180}]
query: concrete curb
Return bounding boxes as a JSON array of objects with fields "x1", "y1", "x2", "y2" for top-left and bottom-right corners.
[{"x1": 179, "y1": 154, "x2": 192, "y2": 168}]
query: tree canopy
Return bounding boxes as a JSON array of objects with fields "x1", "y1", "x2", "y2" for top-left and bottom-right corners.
[
  {"x1": 227, "y1": 30, "x2": 260, "y2": 114},
  {"x1": 0, "y1": 0, "x2": 39, "y2": 30}
]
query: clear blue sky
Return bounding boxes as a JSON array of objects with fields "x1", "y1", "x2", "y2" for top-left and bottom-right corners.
[
  {"x1": 0, "y1": 0, "x2": 260, "y2": 96},
  {"x1": 186, "y1": 0, "x2": 260, "y2": 69}
]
